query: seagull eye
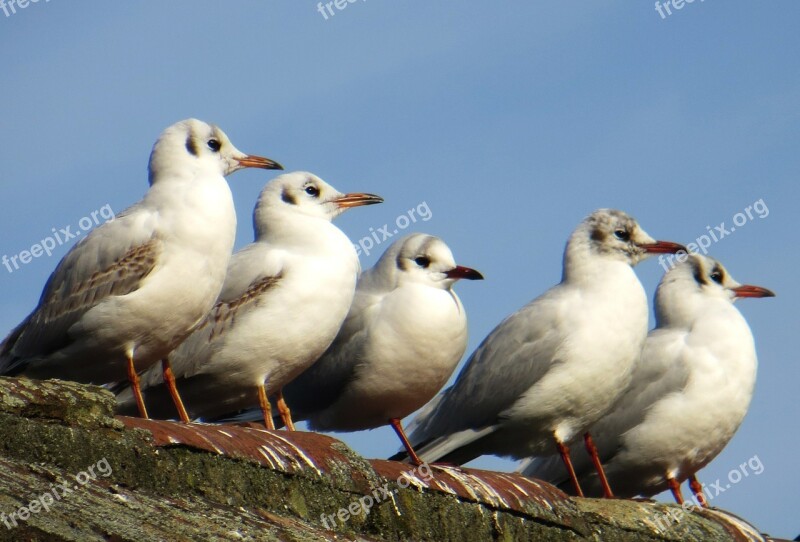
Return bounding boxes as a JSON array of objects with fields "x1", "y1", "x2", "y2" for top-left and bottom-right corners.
[
  {"x1": 304, "y1": 185, "x2": 320, "y2": 197},
  {"x1": 614, "y1": 230, "x2": 630, "y2": 241},
  {"x1": 710, "y1": 271, "x2": 723, "y2": 284},
  {"x1": 207, "y1": 139, "x2": 221, "y2": 152},
  {"x1": 414, "y1": 256, "x2": 431, "y2": 268}
]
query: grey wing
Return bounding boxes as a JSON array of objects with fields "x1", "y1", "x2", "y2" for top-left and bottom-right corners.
[
  {"x1": 517, "y1": 454, "x2": 570, "y2": 485},
  {"x1": 587, "y1": 328, "x2": 691, "y2": 456},
  {"x1": 521, "y1": 328, "x2": 692, "y2": 482},
  {"x1": 0, "y1": 207, "x2": 159, "y2": 373},
  {"x1": 282, "y1": 289, "x2": 382, "y2": 420},
  {"x1": 410, "y1": 286, "x2": 573, "y2": 441},
  {"x1": 153, "y1": 244, "x2": 285, "y2": 382},
  {"x1": 124, "y1": 247, "x2": 286, "y2": 419}
]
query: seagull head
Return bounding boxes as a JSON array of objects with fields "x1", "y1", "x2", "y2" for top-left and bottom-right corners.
[
  {"x1": 253, "y1": 171, "x2": 383, "y2": 238},
  {"x1": 665, "y1": 253, "x2": 774, "y2": 301},
  {"x1": 654, "y1": 254, "x2": 774, "y2": 325},
  {"x1": 377, "y1": 233, "x2": 483, "y2": 290},
  {"x1": 147, "y1": 119, "x2": 283, "y2": 185},
  {"x1": 568, "y1": 209, "x2": 686, "y2": 267}
]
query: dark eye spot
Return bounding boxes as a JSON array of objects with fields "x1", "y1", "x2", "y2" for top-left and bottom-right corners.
[
  {"x1": 614, "y1": 230, "x2": 630, "y2": 241},
  {"x1": 185, "y1": 136, "x2": 199, "y2": 157},
  {"x1": 590, "y1": 228, "x2": 606, "y2": 242},
  {"x1": 207, "y1": 139, "x2": 221, "y2": 152},
  {"x1": 414, "y1": 256, "x2": 431, "y2": 268},
  {"x1": 305, "y1": 185, "x2": 320, "y2": 197},
  {"x1": 281, "y1": 189, "x2": 297, "y2": 205},
  {"x1": 710, "y1": 268, "x2": 724, "y2": 284}
]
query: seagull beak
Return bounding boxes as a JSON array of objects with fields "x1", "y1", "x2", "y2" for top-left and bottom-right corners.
[
  {"x1": 332, "y1": 193, "x2": 384, "y2": 209},
  {"x1": 445, "y1": 266, "x2": 484, "y2": 281},
  {"x1": 638, "y1": 240, "x2": 686, "y2": 254},
  {"x1": 235, "y1": 154, "x2": 284, "y2": 170},
  {"x1": 731, "y1": 284, "x2": 775, "y2": 298}
]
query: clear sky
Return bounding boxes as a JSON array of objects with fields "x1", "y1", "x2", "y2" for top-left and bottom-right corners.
[{"x1": 1, "y1": 2, "x2": 797, "y2": 538}]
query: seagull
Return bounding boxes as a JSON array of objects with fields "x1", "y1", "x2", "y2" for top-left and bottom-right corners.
[
  {"x1": 228, "y1": 233, "x2": 483, "y2": 462},
  {"x1": 518, "y1": 253, "x2": 774, "y2": 506},
  {"x1": 394, "y1": 209, "x2": 684, "y2": 498},
  {"x1": 116, "y1": 172, "x2": 383, "y2": 428},
  {"x1": 0, "y1": 119, "x2": 282, "y2": 418}
]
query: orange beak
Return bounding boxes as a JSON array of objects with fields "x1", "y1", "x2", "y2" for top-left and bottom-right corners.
[
  {"x1": 332, "y1": 193, "x2": 384, "y2": 208},
  {"x1": 236, "y1": 154, "x2": 284, "y2": 170}
]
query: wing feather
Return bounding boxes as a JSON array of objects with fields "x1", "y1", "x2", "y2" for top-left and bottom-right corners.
[
  {"x1": 1, "y1": 209, "x2": 159, "y2": 372},
  {"x1": 138, "y1": 245, "x2": 285, "y2": 386},
  {"x1": 282, "y1": 288, "x2": 382, "y2": 421},
  {"x1": 408, "y1": 284, "x2": 573, "y2": 445},
  {"x1": 519, "y1": 327, "x2": 692, "y2": 484}
]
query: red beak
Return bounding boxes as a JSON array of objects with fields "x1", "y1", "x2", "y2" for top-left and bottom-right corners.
[
  {"x1": 638, "y1": 240, "x2": 687, "y2": 254},
  {"x1": 732, "y1": 284, "x2": 775, "y2": 298},
  {"x1": 445, "y1": 266, "x2": 484, "y2": 281}
]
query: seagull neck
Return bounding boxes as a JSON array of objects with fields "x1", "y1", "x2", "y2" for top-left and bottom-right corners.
[
  {"x1": 357, "y1": 265, "x2": 390, "y2": 291},
  {"x1": 148, "y1": 161, "x2": 205, "y2": 187},
  {"x1": 144, "y1": 171, "x2": 233, "y2": 217},
  {"x1": 655, "y1": 289, "x2": 737, "y2": 329},
  {"x1": 254, "y1": 212, "x2": 347, "y2": 254},
  {"x1": 561, "y1": 248, "x2": 632, "y2": 286}
]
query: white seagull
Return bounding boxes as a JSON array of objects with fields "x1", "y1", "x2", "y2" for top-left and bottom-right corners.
[
  {"x1": 395, "y1": 209, "x2": 684, "y2": 498},
  {"x1": 233, "y1": 233, "x2": 483, "y2": 462},
  {"x1": 0, "y1": 119, "x2": 282, "y2": 418},
  {"x1": 116, "y1": 172, "x2": 383, "y2": 428},
  {"x1": 519, "y1": 253, "x2": 774, "y2": 506}
]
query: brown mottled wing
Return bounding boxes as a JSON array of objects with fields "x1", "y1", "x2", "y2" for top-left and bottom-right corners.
[
  {"x1": 0, "y1": 209, "x2": 160, "y2": 372},
  {"x1": 207, "y1": 273, "x2": 282, "y2": 342},
  {"x1": 39, "y1": 241, "x2": 158, "y2": 320},
  {"x1": 161, "y1": 259, "x2": 284, "y2": 382}
]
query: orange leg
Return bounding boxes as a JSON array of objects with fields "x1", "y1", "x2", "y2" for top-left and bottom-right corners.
[
  {"x1": 126, "y1": 350, "x2": 149, "y2": 419},
  {"x1": 258, "y1": 384, "x2": 275, "y2": 430},
  {"x1": 162, "y1": 358, "x2": 190, "y2": 423},
  {"x1": 275, "y1": 389, "x2": 296, "y2": 431},
  {"x1": 688, "y1": 474, "x2": 709, "y2": 508},
  {"x1": 667, "y1": 475, "x2": 684, "y2": 505},
  {"x1": 583, "y1": 432, "x2": 614, "y2": 498},
  {"x1": 555, "y1": 437, "x2": 584, "y2": 497},
  {"x1": 389, "y1": 418, "x2": 423, "y2": 466}
]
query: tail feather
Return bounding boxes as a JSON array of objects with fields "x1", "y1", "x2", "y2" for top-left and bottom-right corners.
[
  {"x1": 517, "y1": 455, "x2": 572, "y2": 487},
  {"x1": 208, "y1": 405, "x2": 284, "y2": 429},
  {"x1": 0, "y1": 319, "x2": 31, "y2": 376},
  {"x1": 389, "y1": 425, "x2": 499, "y2": 465}
]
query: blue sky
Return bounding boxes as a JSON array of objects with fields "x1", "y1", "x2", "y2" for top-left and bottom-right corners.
[{"x1": 1, "y1": 2, "x2": 798, "y2": 538}]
